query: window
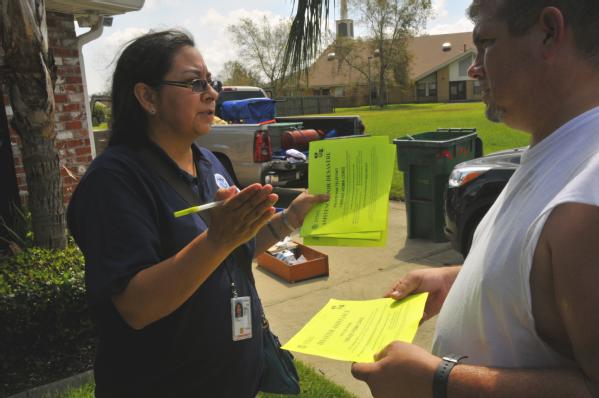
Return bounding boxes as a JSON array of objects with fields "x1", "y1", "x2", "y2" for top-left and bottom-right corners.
[
  {"x1": 321, "y1": 88, "x2": 331, "y2": 96},
  {"x1": 334, "y1": 87, "x2": 344, "y2": 97},
  {"x1": 473, "y1": 80, "x2": 482, "y2": 95},
  {"x1": 458, "y1": 56, "x2": 472, "y2": 77},
  {"x1": 428, "y1": 82, "x2": 437, "y2": 97},
  {"x1": 416, "y1": 82, "x2": 427, "y2": 97}
]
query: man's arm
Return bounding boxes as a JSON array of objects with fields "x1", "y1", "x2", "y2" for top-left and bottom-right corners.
[
  {"x1": 352, "y1": 203, "x2": 599, "y2": 398},
  {"x1": 544, "y1": 202, "x2": 599, "y2": 394},
  {"x1": 449, "y1": 203, "x2": 599, "y2": 397},
  {"x1": 352, "y1": 341, "x2": 594, "y2": 398}
]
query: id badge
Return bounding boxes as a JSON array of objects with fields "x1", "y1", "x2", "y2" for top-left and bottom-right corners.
[{"x1": 231, "y1": 296, "x2": 252, "y2": 341}]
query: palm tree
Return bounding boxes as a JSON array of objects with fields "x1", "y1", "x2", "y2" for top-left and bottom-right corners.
[
  {"x1": 1, "y1": 0, "x2": 67, "y2": 249},
  {"x1": 284, "y1": 0, "x2": 332, "y2": 78}
]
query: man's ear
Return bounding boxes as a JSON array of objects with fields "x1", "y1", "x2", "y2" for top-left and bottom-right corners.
[
  {"x1": 133, "y1": 82, "x2": 158, "y2": 115},
  {"x1": 539, "y1": 7, "x2": 566, "y2": 59}
]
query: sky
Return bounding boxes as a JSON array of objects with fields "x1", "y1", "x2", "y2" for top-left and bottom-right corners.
[{"x1": 77, "y1": 0, "x2": 475, "y2": 95}]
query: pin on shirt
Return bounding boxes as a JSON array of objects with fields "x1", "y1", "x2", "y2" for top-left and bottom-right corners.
[{"x1": 214, "y1": 173, "x2": 230, "y2": 189}]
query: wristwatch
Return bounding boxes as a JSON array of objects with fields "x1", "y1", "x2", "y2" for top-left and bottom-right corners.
[{"x1": 432, "y1": 353, "x2": 468, "y2": 398}]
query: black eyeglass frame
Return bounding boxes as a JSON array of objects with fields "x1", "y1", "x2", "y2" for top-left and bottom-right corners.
[{"x1": 158, "y1": 78, "x2": 222, "y2": 93}]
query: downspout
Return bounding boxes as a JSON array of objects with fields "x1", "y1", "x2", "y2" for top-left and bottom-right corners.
[{"x1": 76, "y1": 16, "x2": 104, "y2": 159}]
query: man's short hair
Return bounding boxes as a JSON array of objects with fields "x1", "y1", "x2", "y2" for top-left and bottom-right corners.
[{"x1": 468, "y1": 0, "x2": 599, "y2": 65}]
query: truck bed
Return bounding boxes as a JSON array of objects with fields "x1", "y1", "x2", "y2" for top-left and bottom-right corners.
[{"x1": 197, "y1": 115, "x2": 365, "y2": 188}]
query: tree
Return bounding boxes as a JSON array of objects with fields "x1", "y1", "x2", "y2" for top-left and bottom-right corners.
[
  {"x1": 330, "y1": 37, "x2": 376, "y2": 103},
  {"x1": 219, "y1": 60, "x2": 263, "y2": 87},
  {"x1": 286, "y1": 0, "x2": 430, "y2": 107},
  {"x1": 1, "y1": 0, "x2": 67, "y2": 249},
  {"x1": 92, "y1": 102, "x2": 107, "y2": 126},
  {"x1": 350, "y1": 0, "x2": 431, "y2": 107},
  {"x1": 228, "y1": 16, "x2": 292, "y2": 96}
]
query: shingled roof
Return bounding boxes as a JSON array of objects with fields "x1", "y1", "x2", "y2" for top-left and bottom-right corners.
[
  {"x1": 409, "y1": 32, "x2": 475, "y2": 79},
  {"x1": 308, "y1": 31, "x2": 475, "y2": 87}
]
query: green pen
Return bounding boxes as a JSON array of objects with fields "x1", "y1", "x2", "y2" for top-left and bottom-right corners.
[{"x1": 174, "y1": 200, "x2": 223, "y2": 218}]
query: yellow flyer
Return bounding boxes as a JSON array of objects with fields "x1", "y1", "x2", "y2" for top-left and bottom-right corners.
[
  {"x1": 301, "y1": 136, "x2": 396, "y2": 246},
  {"x1": 281, "y1": 294, "x2": 428, "y2": 363}
]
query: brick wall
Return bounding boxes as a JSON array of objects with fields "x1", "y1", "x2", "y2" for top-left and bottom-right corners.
[{"x1": 2, "y1": 11, "x2": 93, "y2": 206}]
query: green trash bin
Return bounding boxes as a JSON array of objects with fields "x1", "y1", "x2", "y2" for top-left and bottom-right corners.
[{"x1": 394, "y1": 128, "x2": 478, "y2": 242}]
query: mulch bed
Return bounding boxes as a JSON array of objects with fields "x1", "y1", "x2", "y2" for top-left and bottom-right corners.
[{"x1": 1, "y1": 342, "x2": 95, "y2": 397}]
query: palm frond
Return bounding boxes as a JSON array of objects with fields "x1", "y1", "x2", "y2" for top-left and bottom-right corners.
[{"x1": 284, "y1": 0, "x2": 332, "y2": 80}]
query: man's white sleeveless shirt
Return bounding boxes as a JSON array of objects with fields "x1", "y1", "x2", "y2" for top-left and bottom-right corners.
[{"x1": 432, "y1": 106, "x2": 599, "y2": 367}]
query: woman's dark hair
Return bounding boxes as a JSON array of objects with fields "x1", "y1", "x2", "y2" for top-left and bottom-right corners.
[
  {"x1": 109, "y1": 30, "x2": 195, "y2": 147},
  {"x1": 467, "y1": 0, "x2": 599, "y2": 66}
]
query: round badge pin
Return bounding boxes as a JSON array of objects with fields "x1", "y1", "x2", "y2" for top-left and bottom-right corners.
[{"x1": 214, "y1": 173, "x2": 230, "y2": 189}]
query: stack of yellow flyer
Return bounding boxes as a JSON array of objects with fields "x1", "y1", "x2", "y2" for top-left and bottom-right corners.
[{"x1": 301, "y1": 136, "x2": 396, "y2": 246}]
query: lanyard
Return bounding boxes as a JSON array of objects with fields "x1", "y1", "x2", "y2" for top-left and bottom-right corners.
[{"x1": 224, "y1": 265, "x2": 239, "y2": 299}]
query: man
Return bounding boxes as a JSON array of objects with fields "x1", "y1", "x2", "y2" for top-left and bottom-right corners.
[{"x1": 351, "y1": 1, "x2": 599, "y2": 397}]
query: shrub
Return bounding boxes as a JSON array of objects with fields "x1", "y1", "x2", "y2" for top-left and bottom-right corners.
[
  {"x1": 0, "y1": 245, "x2": 95, "y2": 396},
  {"x1": 92, "y1": 102, "x2": 107, "y2": 126}
]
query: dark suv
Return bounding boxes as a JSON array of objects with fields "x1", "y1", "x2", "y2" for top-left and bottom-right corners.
[{"x1": 444, "y1": 147, "x2": 525, "y2": 257}]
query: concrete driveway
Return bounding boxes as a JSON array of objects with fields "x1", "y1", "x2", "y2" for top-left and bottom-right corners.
[{"x1": 254, "y1": 200, "x2": 464, "y2": 397}]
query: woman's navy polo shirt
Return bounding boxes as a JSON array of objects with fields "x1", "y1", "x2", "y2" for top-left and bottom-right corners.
[{"x1": 67, "y1": 143, "x2": 264, "y2": 397}]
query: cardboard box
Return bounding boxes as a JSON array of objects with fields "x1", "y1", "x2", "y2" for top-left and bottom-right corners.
[{"x1": 257, "y1": 242, "x2": 329, "y2": 283}]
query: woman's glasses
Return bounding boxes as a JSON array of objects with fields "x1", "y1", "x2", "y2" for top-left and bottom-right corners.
[{"x1": 159, "y1": 78, "x2": 223, "y2": 93}]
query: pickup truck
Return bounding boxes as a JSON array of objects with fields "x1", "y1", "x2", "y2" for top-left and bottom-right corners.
[
  {"x1": 198, "y1": 85, "x2": 366, "y2": 188},
  {"x1": 198, "y1": 114, "x2": 365, "y2": 188}
]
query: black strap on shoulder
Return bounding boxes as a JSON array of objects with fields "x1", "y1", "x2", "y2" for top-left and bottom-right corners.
[{"x1": 136, "y1": 146, "x2": 214, "y2": 227}]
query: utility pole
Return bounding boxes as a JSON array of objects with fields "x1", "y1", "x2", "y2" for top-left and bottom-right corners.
[{"x1": 368, "y1": 56, "x2": 372, "y2": 108}]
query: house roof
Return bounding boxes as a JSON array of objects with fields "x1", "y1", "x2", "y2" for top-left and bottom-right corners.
[
  {"x1": 308, "y1": 31, "x2": 475, "y2": 88},
  {"x1": 408, "y1": 32, "x2": 475, "y2": 80}
]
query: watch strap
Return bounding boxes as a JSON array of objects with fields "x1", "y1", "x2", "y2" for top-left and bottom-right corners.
[{"x1": 433, "y1": 353, "x2": 468, "y2": 398}]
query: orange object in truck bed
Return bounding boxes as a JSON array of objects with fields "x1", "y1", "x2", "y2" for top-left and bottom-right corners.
[{"x1": 281, "y1": 129, "x2": 324, "y2": 151}]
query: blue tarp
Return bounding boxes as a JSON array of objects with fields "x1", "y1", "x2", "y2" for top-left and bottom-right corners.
[{"x1": 220, "y1": 98, "x2": 276, "y2": 124}]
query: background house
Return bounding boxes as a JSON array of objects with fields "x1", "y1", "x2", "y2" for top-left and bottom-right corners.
[
  {"x1": 0, "y1": 0, "x2": 144, "y2": 222},
  {"x1": 307, "y1": 31, "x2": 479, "y2": 107}
]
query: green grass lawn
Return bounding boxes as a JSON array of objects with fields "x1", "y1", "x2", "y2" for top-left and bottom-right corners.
[
  {"x1": 55, "y1": 360, "x2": 357, "y2": 398},
  {"x1": 330, "y1": 102, "x2": 530, "y2": 199},
  {"x1": 92, "y1": 122, "x2": 108, "y2": 131}
]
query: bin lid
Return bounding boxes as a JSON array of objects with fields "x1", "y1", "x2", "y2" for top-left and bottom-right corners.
[{"x1": 393, "y1": 129, "x2": 477, "y2": 148}]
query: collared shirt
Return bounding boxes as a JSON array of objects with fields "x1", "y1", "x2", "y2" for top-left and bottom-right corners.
[{"x1": 67, "y1": 142, "x2": 263, "y2": 397}]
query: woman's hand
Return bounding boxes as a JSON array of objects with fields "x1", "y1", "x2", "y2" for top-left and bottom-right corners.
[
  {"x1": 207, "y1": 183, "x2": 278, "y2": 250},
  {"x1": 383, "y1": 266, "x2": 461, "y2": 322},
  {"x1": 285, "y1": 190, "x2": 330, "y2": 228}
]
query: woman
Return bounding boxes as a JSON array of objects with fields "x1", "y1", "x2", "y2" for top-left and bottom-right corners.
[{"x1": 67, "y1": 30, "x2": 327, "y2": 397}]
